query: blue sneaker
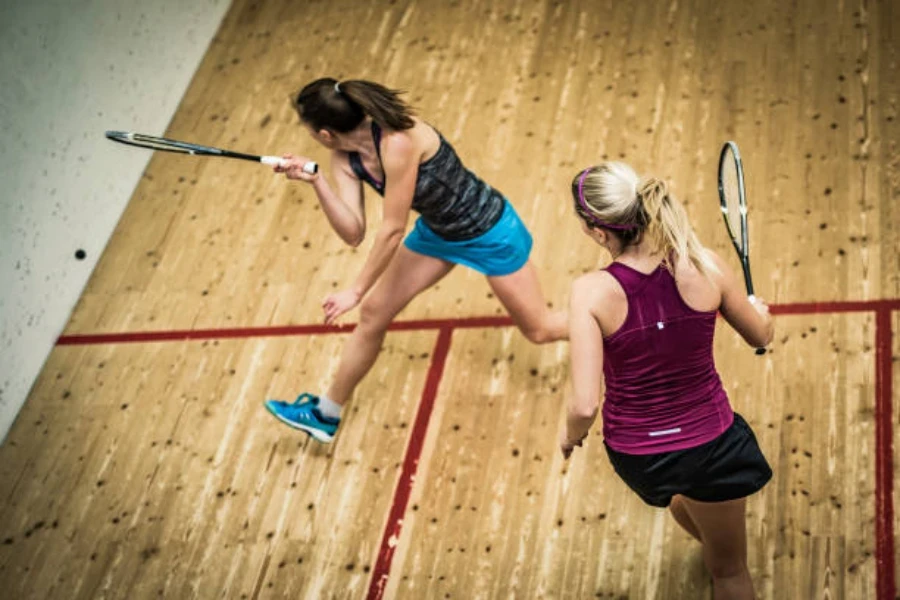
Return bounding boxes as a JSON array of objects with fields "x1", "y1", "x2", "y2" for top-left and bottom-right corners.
[{"x1": 264, "y1": 393, "x2": 340, "y2": 443}]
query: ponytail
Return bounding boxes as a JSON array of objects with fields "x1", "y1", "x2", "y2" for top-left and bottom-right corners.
[
  {"x1": 638, "y1": 178, "x2": 718, "y2": 276},
  {"x1": 572, "y1": 162, "x2": 717, "y2": 277},
  {"x1": 338, "y1": 80, "x2": 415, "y2": 130},
  {"x1": 293, "y1": 78, "x2": 415, "y2": 133}
]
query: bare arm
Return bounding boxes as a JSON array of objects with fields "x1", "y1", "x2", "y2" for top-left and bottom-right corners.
[
  {"x1": 278, "y1": 152, "x2": 366, "y2": 247},
  {"x1": 711, "y1": 251, "x2": 774, "y2": 348},
  {"x1": 321, "y1": 131, "x2": 418, "y2": 324},
  {"x1": 561, "y1": 274, "x2": 605, "y2": 458}
]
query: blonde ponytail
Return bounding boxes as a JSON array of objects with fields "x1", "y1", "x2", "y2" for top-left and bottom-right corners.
[
  {"x1": 572, "y1": 162, "x2": 717, "y2": 277},
  {"x1": 638, "y1": 178, "x2": 718, "y2": 276}
]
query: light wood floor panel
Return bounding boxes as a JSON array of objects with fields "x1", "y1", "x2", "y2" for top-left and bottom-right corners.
[
  {"x1": 387, "y1": 312, "x2": 876, "y2": 599},
  {"x1": 716, "y1": 314, "x2": 879, "y2": 600},
  {"x1": 0, "y1": 331, "x2": 436, "y2": 599},
  {"x1": 64, "y1": 0, "x2": 900, "y2": 336}
]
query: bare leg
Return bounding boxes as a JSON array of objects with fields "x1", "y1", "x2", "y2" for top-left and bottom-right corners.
[
  {"x1": 669, "y1": 495, "x2": 702, "y2": 542},
  {"x1": 680, "y1": 496, "x2": 755, "y2": 600},
  {"x1": 487, "y1": 260, "x2": 567, "y2": 343},
  {"x1": 326, "y1": 247, "x2": 453, "y2": 405}
]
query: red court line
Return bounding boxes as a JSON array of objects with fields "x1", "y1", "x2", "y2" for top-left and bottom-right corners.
[
  {"x1": 54, "y1": 299, "x2": 900, "y2": 346},
  {"x1": 770, "y1": 299, "x2": 900, "y2": 315},
  {"x1": 874, "y1": 308, "x2": 896, "y2": 600},
  {"x1": 55, "y1": 316, "x2": 513, "y2": 345},
  {"x1": 367, "y1": 326, "x2": 453, "y2": 600},
  {"x1": 55, "y1": 323, "x2": 356, "y2": 345}
]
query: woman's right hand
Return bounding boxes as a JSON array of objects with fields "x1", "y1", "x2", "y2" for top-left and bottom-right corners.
[
  {"x1": 275, "y1": 153, "x2": 317, "y2": 182},
  {"x1": 712, "y1": 252, "x2": 775, "y2": 348},
  {"x1": 749, "y1": 295, "x2": 771, "y2": 318}
]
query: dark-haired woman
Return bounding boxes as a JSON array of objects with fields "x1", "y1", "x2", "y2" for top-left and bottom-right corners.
[
  {"x1": 264, "y1": 78, "x2": 567, "y2": 443},
  {"x1": 560, "y1": 162, "x2": 773, "y2": 599}
]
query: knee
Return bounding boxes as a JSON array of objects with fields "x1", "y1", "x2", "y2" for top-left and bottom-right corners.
[
  {"x1": 520, "y1": 325, "x2": 554, "y2": 345},
  {"x1": 357, "y1": 296, "x2": 392, "y2": 334},
  {"x1": 518, "y1": 308, "x2": 566, "y2": 344},
  {"x1": 705, "y1": 557, "x2": 747, "y2": 581}
]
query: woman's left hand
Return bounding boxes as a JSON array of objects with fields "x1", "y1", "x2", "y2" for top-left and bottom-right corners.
[
  {"x1": 559, "y1": 429, "x2": 584, "y2": 460},
  {"x1": 323, "y1": 288, "x2": 362, "y2": 325}
]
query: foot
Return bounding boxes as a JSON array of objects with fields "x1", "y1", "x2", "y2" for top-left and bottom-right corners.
[{"x1": 264, "y1": 393, "x2": 340, "y2": 443}]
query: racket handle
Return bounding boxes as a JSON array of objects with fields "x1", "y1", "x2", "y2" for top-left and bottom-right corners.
[
  {"x1": 260, "y1": 155, "x2": 284, "y2": 167},
  {"x1": 261, "y1": 156, "x2": 318, "y2": 174},
  {"x1": 747, "y1": 295, "x2": 767, "y2": 355}
]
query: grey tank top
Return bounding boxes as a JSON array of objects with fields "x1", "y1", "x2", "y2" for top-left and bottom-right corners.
[{"x1": 348, "y1": 122, "x2": 504, "y2": 241}]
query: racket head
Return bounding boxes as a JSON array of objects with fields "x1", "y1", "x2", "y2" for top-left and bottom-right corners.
[
  {"x1": 105, "y1": 131, "x2": 224, "y2": 156},
  {"x1": 717, "y1": 141, "x2": 748, "y2": 256},
  {"x1": 719, "y1": 142, "x2": 765, "y2": 355}
]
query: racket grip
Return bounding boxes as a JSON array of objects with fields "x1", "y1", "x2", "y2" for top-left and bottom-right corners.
[
  {"x1": 747, "y1": 296, "x2": 767, "y2": 355},
  {"x1": 261, "y1": 156, "x2": 318, "y2": 174},
  {"x1": 260, "y1": 155, "x2": 284, "y2": 167}
]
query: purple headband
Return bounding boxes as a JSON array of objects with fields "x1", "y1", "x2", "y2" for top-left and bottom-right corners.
[{"x1": 577, "y1": 167, "x2": 639, "y2": 231}]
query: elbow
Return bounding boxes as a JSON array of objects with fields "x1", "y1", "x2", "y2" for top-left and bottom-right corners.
[
  {"x1": 343, "y1": 224, "x2": 366, "y2": 247},
  {"x1": 749, "y1": 322, "x2": 775, "y2": 348},
  {"x1": 571, "y1": 398, "x2": 599, "y2": 420},
  {"x1": 381, "y1": 226, "x2": 405, "y2": 248}
]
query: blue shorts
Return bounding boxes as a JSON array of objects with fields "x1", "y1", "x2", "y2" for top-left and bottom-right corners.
[{"x1": 403, "y1": 200, "x2": 533, "y2": 276}]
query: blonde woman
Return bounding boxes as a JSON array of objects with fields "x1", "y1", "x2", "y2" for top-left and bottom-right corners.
[{"x1": 561, "y1": 162, "x2": 774, "y2": 600}]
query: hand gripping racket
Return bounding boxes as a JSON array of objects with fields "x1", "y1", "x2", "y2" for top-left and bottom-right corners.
[
  {"x1": 717, "y1": 141, "x2": 766, "y2": 355},
  {"x1": 105, "y1": 131, "x2": 317, "y2": 174}
]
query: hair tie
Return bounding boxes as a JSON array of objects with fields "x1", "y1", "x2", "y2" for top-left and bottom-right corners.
[
  {"x1": 576, "y1": 167, "x2": 639, "y2": 231},
  {"x1": 334, "y1": 81, "x2": 342, "y2": 94}
]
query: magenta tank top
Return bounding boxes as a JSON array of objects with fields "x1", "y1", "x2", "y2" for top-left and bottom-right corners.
[{"x1": 601, "y1": 261, "x2": 733, "y2": 454}]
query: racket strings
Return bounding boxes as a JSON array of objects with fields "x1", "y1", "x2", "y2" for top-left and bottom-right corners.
[
  {"x1": 721, "y1": 152, "x2": 746, "y2": 254},
  {"x1": 131, "y1": 135, "x2": 204, "y2": 154}
]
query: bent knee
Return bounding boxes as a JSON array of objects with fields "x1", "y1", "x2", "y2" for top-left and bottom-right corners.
[
  {"x1": 705, "y1": 558, "x2": 748, "y2": 580},
  {"x1": 520, "y1": 325, "x2": 555, "y2": 345},
  {"x1": 358, "y1": 298, "x2": 393, "y2": 332}
]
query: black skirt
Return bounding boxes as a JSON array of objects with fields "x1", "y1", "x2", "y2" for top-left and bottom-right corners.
[{"x1": 604, "y1": 413, "x2": 772, "y2": 508}]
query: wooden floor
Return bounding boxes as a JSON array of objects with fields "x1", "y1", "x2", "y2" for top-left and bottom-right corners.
[{"x1": 2, "y1": 0, "x2": 899, "y2": 598}]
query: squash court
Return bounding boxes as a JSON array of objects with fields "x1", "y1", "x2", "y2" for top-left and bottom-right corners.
[{"x1": 0, "y1": 0, "x2": 898, "y2": 598}]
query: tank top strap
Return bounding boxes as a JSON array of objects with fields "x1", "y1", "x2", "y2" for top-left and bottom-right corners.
[
  {"x1": 347, "y1": 120, "x2": 386, "y2": 195},
  {"x1": 371, "y1": 121, "x2": 383, "y2": 160}
]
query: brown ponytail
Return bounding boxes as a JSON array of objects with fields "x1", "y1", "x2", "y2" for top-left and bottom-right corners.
[
  {"x1": 339, "y1": 80, "x2": 415, "y2": 130},
  {"x1": 293, "y1": 78, "x2": 415, "y2": 133}
]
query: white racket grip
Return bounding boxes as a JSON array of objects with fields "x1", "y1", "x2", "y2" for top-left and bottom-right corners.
[
  {"x1": 260, "y1": 156, "x2": 318, "y2": 174},
  {"x1": 260, "y1": 155, "x2": 285, "y2": 167}
]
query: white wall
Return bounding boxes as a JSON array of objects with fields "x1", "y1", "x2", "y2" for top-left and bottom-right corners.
[{"x1": 0, "y1": 0, "x2": 231, "y2": 440}]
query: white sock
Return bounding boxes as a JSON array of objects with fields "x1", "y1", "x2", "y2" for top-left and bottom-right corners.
[{"x1": 316, "y1": 394, "x2": 343, "y2": 420}]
